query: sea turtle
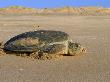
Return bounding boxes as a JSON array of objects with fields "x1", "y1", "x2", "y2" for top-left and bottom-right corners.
[{"x1": 4, "y1": 30, "x2": 85, "y2": 59}]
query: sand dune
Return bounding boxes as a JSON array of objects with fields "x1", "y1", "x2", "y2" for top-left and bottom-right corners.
[{"x1": 0, "y1": 6, "x2": 110, "y2": 15}]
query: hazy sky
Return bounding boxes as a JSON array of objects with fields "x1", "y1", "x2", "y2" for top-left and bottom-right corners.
[{"x1": 0, "y1": 0, "x2": 110, "y2": 8}]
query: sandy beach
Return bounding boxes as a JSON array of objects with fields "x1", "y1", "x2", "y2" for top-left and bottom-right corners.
[{"x1": 0, "y1": 15, "x2": 110, "y2": 82}]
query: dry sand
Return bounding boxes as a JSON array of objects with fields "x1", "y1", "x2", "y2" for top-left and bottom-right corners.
[{"x1": 0, "y1": 15, "x2": 110, "y2": 82}]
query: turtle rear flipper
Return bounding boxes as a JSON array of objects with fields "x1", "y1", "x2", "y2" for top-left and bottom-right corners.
[
  {"x1": 0, "y1": 41, "x2": 3, "y2": 48},
  {"x1": 0, "y1": 41, "x2": 5, "y2": 56}
]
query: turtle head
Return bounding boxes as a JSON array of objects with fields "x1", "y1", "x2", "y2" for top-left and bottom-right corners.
[{"x1": 68, "y1": 42, "x2": 86, "y2": 56}]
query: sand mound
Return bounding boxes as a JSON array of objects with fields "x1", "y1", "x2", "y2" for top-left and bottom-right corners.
[{"x1": 0, "y1": 49, "x2": 5, "y2": 56}]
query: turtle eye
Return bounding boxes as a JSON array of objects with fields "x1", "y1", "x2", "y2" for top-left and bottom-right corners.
[{"x1": 82, "y1": 48, "x2": 86, "y2": 52}]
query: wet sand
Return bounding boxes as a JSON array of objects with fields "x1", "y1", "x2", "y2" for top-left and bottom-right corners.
[{"x1": 0, "y1": 15, "x2": 110, "y2": 82}]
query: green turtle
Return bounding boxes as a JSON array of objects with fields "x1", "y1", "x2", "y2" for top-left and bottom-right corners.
[{"x1": 4, "y1": 30, "x2": 85, "y2": 59}]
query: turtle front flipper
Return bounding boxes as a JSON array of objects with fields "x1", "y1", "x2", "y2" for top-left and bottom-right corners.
[{"x1": 35, "y1": 44, "x2": 67, "y2": 60}]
